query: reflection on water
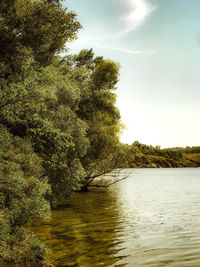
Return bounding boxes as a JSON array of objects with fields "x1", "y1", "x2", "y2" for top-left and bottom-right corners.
[
  {"x1": 32, "y1": 187, "x2": 127, "y2": 266},
  {"x1": 32, "y1": 168, "x2": 200, "y2": 266}
]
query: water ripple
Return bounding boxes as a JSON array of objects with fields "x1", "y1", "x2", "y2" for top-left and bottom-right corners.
[{"x1": 31, "y1": 168, "x2": 200, "y2": 267}]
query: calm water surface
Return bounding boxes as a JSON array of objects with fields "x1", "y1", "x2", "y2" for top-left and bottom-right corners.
[{"x1": 32, "y1": 168, "x2": 200, "y2": 266}]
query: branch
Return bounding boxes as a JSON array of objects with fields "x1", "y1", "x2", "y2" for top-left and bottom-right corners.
[
  {"x1": 87, "y1": 153, "x2": 112, "y2": 178},
  {"x1": 0, "y1": 74, "x2": 38, "y2": 111},
  {"x1": 0, "y1": 92, "x2": 21, "y2": 110},
  {"x1": 88, "y1": 174, "x2": 129, "y2": 188},
  {"x1": 84, "y1": 169, "x2": 112, "y2": 187},
  {"x1": 83, "y1": 152, "x2": 125, "y2": 188}
]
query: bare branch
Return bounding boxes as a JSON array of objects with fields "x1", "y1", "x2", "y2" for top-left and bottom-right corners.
[
  {"x1": 88, "y1": 174, "x2": 130, "y2": 188},
  {"x1": 81, "y1": 148, "x2": 128, "y2": 191},
  {"x1": 84, "y1": 169, "x2": 112, "y2": 187},
  {"x1": 87, "y1": 153, "x2": 112, "y2": 178}
]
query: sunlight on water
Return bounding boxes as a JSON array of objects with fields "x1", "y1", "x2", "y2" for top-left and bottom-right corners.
[{"x1": 31, "y1": 168, "x2": 200, "y2": 266}]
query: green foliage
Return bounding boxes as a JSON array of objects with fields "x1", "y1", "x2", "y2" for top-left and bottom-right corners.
[
  {"x1": 0, "y1": 125, "x2": 50, "y2": 265},
  {"x1": 1, "y1": 59, "x2": 89, "y2": 202},
  {"x1": 0, "y1": 0, "x2": 85, "y2": 265},
  {"x1": 123, "y1": 141, "x2": 199, "y2": 168},
  {"x1": 184, "y1": 153, "x2": 200, "y2": 166},
  {"x1": 0, "y1": 0, "x2": 88, "y2": 202},
  {"x1": 0, "y1": 0, "x2": 81, "y2": 130},
  {"x1": 0, "y1": 1, "x2": 124, "y2": 265},
  {"x1": 0, "y1": 0, "x2": 81, "y2": 72},
  {"x1": 171, "y1": 146, "x2": 200, "y2": 154},
  {"x1": 71, "y1": 50, "x2": 122, "y2": 161},
  {"x1": 90, "y1": 59, "x2": 120, "y2": 90},
  {"x1": 48, "y1": 49, "x2": 123, "y2": 190}
]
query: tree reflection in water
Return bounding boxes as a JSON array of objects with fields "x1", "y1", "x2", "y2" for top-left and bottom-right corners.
[
  {"x1": 31, "y1": 168, "x2": 200, "y2": 267},
  {"x1": 31, "y1": 187, "x2": 130, "y2": 266}
]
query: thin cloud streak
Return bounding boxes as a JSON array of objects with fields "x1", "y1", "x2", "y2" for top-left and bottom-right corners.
[
  {"x1": 95, "y1": 44, "x2": 156, "y2": 55},
  {"x1": 116, "y1": 0, "x2": 156, "y2": 34}
]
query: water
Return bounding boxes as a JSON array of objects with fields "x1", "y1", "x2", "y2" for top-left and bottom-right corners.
[{"x1": 32, "y1": 168, "x2": 200, "y2": 266}]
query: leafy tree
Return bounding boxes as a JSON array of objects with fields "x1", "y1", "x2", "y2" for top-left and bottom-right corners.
[
  {"x1": 0, "y1": 0, "x2": 81, "y2": 70},
  {"x1": 66, "y1": 49, "x2": 124, "y2": 189},
  {"x1": 0, "y1": 0, "x2": 81, "y2": 117}
]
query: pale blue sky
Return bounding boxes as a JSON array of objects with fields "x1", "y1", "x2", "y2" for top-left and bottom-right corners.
[{"x1": 64, "y1": 0, "x2": 200, "y2": 148}]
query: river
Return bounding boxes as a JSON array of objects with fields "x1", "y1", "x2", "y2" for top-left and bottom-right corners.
[{"x1": 32, "y1": 168, "x2": 200, "y2": 266}]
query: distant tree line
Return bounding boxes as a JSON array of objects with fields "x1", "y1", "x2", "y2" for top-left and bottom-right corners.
[
  {"x1": 168, "y1": 146, "x2": 200, "y2": 154},
  {"x1": 121, "y1": 141, "x2": 200, "y2": 168}
]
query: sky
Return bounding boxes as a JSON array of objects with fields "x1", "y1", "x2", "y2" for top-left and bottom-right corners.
[{"x1": 64, "y1": 0, "x2": 200, "y2": 148}]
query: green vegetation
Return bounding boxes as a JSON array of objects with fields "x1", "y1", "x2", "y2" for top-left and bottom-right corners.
[
  {"x1": 0, "y1": 1, "x2": 199, "y2": 266},
  {"x1": 184, "y1": 153, "x2": 200, "y2": 166},
  {"x1": 0, "y1": 0, "x2": 123, "y2": 265},
  {"x1": 0, "y1": 125, "x2": 51, "y2": 266},
  {"x1": 122, "y1": 141, "x2": 200, "y2": 168}
]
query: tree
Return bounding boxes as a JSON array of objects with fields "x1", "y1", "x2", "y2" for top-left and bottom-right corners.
[
  {"x1": 66, "y1": 49, "x2": 124, "y2": 190},
  {"x1": 0, "y1": 0, "x2": 81, "y2": 116},
  {"x1": 0, "y1": 0, "x2": 81, "y2": 70}
]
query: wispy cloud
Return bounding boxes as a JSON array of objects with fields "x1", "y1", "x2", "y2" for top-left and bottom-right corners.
[
  {"x1": 68, "y1": 1, "x2": 157, "y2": 55},
  {"x1": 94, "y1": 44, "x2": 156, "y2": 55},
  {"x1": 115, "y1": 0, "x2": 156, "y2": 34}
]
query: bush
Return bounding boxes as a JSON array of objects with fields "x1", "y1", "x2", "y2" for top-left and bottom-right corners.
[{"x1": 0, "y1": 125, "x2": 51, "y2": 265}]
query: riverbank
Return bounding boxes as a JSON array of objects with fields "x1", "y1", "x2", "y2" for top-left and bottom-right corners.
[
  {"x1": 127, "y1": 153, "x2": 200, "y2": 168},
  {"x1": 123, "y1": 142, "x2": 200, "y2": 168}
]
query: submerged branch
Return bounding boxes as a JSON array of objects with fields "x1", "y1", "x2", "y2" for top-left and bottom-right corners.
[
  {"x1": 88, "y1": 174, "x2": 129, "y2": 188},
  {"x1": 83, "y1": 169, "x2": 130, "y2": 190}
]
